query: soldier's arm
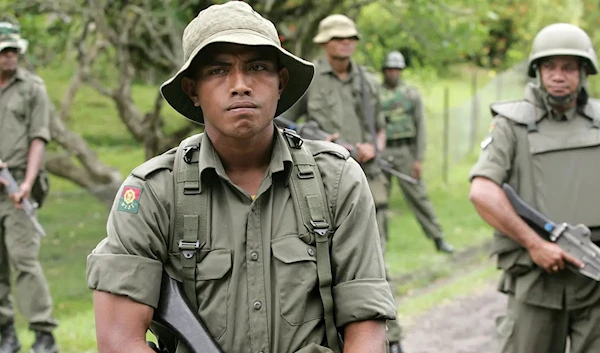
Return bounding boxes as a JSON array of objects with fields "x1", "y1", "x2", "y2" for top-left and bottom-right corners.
[
  {"x1": 413, "y1": 90, "x2": 426, "y2": 161},
  {"x1": 343, "y1": 320, "x2": 386, "y2": 353},
  {"x1": 94, "y1": 291, "x2": 156, "y2": 353}
]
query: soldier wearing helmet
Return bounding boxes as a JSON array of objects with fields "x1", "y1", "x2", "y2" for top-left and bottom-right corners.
[
  {"x1": 380, "y1": 51, "x2": 454, "y2": 254},
  {"x1": 469, "y1": 23, "x2": 600, "y2": 353},
  {"x1": 284, "y1": 14, "x2": 405, "y2": 353}
]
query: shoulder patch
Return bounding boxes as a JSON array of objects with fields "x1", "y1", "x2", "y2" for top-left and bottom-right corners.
[
  {"x1": 303, "y1": 140, "x2": 350, "y2": 160},
  {"x1": 131, "y1": 148, "x2": 176, "y2": 180},
  {"x1": 490, "y1": 100, "x2": 543, "y2": 125},
  {"x1": 117, "y1": 185, "x2": 143, "y2": 214}
]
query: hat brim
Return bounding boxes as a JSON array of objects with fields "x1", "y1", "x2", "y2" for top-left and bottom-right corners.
[
  {"x1": 160, "y1": 29, "x2": 314, "y2": 124},
  {"x1": 313, "y1": 29, "x2": 361, "y2": 44},
  {"x1": 0, "y1": 39, "x2": 27, "y2": 54}
]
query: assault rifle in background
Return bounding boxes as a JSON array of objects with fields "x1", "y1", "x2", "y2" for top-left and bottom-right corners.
[
  {"x1": 0, "y1": 160, "x2": 46, "y2": 237},
  {"x1": 274, "y1": 117, "x2": 418, "y2": 185}
]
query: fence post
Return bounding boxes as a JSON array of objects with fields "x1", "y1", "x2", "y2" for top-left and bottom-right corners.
[
  {"x1": 443, "y1": 86, "x2": 450, "y2": 185},
  {"x1": 469, "y1": 72, "x2": 479, "y2": 152}
]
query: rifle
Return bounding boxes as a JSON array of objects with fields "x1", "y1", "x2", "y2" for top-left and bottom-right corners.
[
  {"x1": 0, "y1": 160, "x2": 46, "y2": 237},
  {"x1": 274, "y1": 117, "x2": 418, "y2": 185},
  {"x1": 149, "y1": 271, "x2": 223, "y2": 353},
  {"x1": 503, "y1": 183, "x2": 600, "y2": 281}
]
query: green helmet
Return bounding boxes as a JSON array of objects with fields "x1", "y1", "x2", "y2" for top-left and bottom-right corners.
[
  {"x1": 528, "y1": 23, "x2": 598, "y2": 77},
  {"x1": 382, "y1": 51, "x2": 406, "y2": 70}
]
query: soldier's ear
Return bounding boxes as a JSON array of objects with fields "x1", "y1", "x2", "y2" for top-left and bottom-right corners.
[
  {"x1": 278, "y1": 67, "x2": 289, "y2": 97},
  {"x1": 182, "y1": 77, "x2": 200, "y2": 106}
]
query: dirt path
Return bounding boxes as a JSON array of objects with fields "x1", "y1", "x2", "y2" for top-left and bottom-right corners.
[{"x1": 402, "y1": 283, "x2": 506, "y2": 353}]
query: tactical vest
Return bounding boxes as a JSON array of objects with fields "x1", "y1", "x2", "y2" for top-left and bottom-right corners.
[
  {"x1": 490, "y1": 98, "x2": 600, "y2": 256},
  {"x1": 135, "y1": 129, "x2": 347, "y2": 353},
  {"x1": 380, "y1": 84, "x2": 416, "y2": 140}
]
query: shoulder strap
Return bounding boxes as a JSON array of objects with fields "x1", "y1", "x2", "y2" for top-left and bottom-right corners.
[
  {"x1": 172, "y1": 133, "x2": 207, "y2": 310},
  {"x1": 283, "y1": 129, "x2": 343, "y2": 353}
]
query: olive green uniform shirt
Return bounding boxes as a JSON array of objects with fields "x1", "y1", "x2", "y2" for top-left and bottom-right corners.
[
  {"x1": 284, "y1": 57, "x2": 385, "y2": 145},
  {"x1": 87, "y1": 128, "x2": 396, "y2": 353},
  {"x1": 0, "y1": 68, "x2": 51, "y2": 169},
  {"x1": 469, "y1": 84, "x2": 600, "y2": 310}
]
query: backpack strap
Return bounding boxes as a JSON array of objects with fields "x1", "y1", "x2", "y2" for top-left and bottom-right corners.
[
  {"x1": 283, "y1": 129, "x2": 343, "y2": 353},
  {"x1": 172, "y1": 133, "x2": 207, "y2": 310}
]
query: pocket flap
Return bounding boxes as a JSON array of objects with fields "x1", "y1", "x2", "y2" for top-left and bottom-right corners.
[
  {"x1": 272, "y1": 235, "x2": 317, "y2": 264},
  {"x1": 196, "y1": 249, "x2": 232, "y2": 280}
]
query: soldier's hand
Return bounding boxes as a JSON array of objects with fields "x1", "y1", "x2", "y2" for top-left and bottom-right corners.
[
  {"x1": 325, "y1": 132, "x2": 340, "y2": 142},
  {"x1": 10, "y1": 181, "x2": 32, "y2": 208},
  {"x1": 355, "y1": 143, "x2": 376, "y2": 163},
  {"x1": 529, "y1": 240, "x2": 585, "y2": 274},
  {"x1": 411, "y1": 160, "x2": 422, "y2": 180}
]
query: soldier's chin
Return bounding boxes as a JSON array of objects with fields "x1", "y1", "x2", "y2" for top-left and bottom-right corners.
[{"x1": 548, "y1": 93, "x2": 573, "y2": 106}]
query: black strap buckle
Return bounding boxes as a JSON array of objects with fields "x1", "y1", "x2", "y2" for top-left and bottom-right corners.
[
  {"x1": 178, "y1": 240, "x2": 200, "y2": 259},
  {"x1": 283, "y1": 129, "x2": 303, "y2": 149},
  {"x1": 182, "y1": 145, "x2": 200, "y2": 164},
  {"x1": 310, "y1": 220, "x2": 330, "y2": 236}
]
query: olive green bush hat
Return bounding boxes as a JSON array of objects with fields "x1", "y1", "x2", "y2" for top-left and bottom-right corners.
[
  {"x1": 160, "y1": 1, "x2": 315, "y2": 124},
  {"x1": 313, "y1": 14, "x2": 361, "y2": 44}
]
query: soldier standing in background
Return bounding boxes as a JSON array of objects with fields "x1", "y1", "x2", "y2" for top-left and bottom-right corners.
[
  {"x1": 380, "y1": 51, "x2": 454, "y2": 254},
  {"x1": 0, "y1": 22, "x2": 58, "y2": 353},
  {"x1": 284, "y1": 14, "x2": 405, "y2": 353}
]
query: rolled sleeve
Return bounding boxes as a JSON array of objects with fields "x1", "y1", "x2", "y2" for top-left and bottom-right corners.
[
  {"x1": 468, "y1": 117, "x2": 516, "y2": 185},
  {"x1": 333, "y1": 278, "x2": 396, "y2": 327},
  {"x1": 87, "y1": 252, "x2": 164, "y2": 307},
  {"x1": 86, "y1": 170, "x2": 172, "y2": 306},
  {"x1": 329, "y1": 158, "x2": 396, "y2": 324},
  {"x1": 27, "y1": 83, "x2": 52, "y2": 143}
]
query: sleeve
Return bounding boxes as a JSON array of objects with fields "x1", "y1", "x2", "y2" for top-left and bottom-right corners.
[
  {"x1": 27, "y1": 82, "x2": 52, "y2": 143},
  {"x1": 86, "y1": 171, "x2": 172, "y2": 308},
  {"x1": 413, "y1": 90, "x2": 426, "y2": 161},
  {"x1": 468, "y1": 117, "x2": 517, "y2": 186},
  {"x1": 371, "y1": 77, "x2": 386, "y2": 132},
  {"x1": 329, "y1": 157, "x2": 396, "y2": 327}
]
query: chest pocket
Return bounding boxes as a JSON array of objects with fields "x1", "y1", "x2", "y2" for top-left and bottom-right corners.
[
  {"x1": 3, "y1": 94, "x2": 28, "y2": 134},
  {"x1": 307, "y1": 86, "x2": 339, "y2": 132},
  {"x1": 527, "y1": 121, "x2": 600, "y2": 227},
  {"x1": 194, "y1": 249, "x2": 232, "y2": 340},
  {"x1": 272, "y1": 235, "x2": 322, "y2": 326}
]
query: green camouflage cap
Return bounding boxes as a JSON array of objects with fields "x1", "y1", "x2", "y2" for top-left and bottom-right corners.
[
  {"x1": 313, "y1": 14, "x2": 360, "y2": 44},
  {"x1": 160, "y1": 1, "x2": 315, "y2": 124},
  {"x1": 0, "y1": 22, "x2": 27, "y2": 54}
]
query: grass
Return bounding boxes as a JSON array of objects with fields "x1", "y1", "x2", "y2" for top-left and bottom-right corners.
[{"x1": 4, "y1": 62, "x2": 526, "y2": 352}]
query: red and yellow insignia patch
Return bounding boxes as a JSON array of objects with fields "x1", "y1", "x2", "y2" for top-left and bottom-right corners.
[
  {"x1": 117, "y1": 186, "x2": 143, "y2": 214},
  {"x1": 488, "y1": 123, "x2": 496, "y2": 133}
]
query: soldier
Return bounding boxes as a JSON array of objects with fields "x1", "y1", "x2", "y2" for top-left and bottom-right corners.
[
  {"x1": 380, "y1": 51, "x2": 454, "y2": 254},
  {"x1": 283, "y1": 14, "x2": 404, "y2": 353},
  {"x1": 86, "y1": 2, "x2": 396, "y2": 353},
  {"x1": 0, "y1": 22, "x2": 59, "y2": 353},
  {"x1": 469, "y1": 23, "x2": 600, "y2": 353}
]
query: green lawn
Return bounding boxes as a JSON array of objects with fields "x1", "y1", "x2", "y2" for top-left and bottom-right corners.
[{"x1": 6, "y1": 63, "x2": 518, "y2": 352}]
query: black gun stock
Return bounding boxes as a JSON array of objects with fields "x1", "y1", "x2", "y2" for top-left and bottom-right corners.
[
  {"x1": 502, "y1": 183, "x2": 600, "y2": 281},
  {"x1": 150, "y1": 272, "x2": 223, "y2": 353},
  {"x1": 274, "y1": 117, "x2": 418, "y2": 185}
]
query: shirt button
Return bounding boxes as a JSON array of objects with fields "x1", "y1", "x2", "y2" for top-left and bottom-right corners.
[
  {"x1": 250, "y1": 252, "x2": 259, "y2": 261},
  {"x1": 253, "y1": 301, "x2": 262, "y2": 310},
  {"x1": 307, "y1": 248, "x2": 315, "y2": 257}
]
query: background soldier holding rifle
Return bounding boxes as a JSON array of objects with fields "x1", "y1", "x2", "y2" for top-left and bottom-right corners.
[
  {"x1": 469, "y1": 23, "x2": 600, "y2": 353},
  {"x1": 0, "y1": 22, "x2": 58, "y2": 353}
]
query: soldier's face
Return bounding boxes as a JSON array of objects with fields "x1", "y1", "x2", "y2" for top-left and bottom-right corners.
[
  {"x1": 183, "y1": 43, "x2": 288, "y2": 140},
  {"x1": 323, "y1": 37, "x2": 357, "y2": 60},
  {"x1": 539, "y1": 56, "x2": 581, "y2": 97},
  {"x1": 383, "y1": 68, "x2": 401, "y2": 85},
  {"x1": 0, "y1": 48, "x2": 19, "y2": 72}
]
